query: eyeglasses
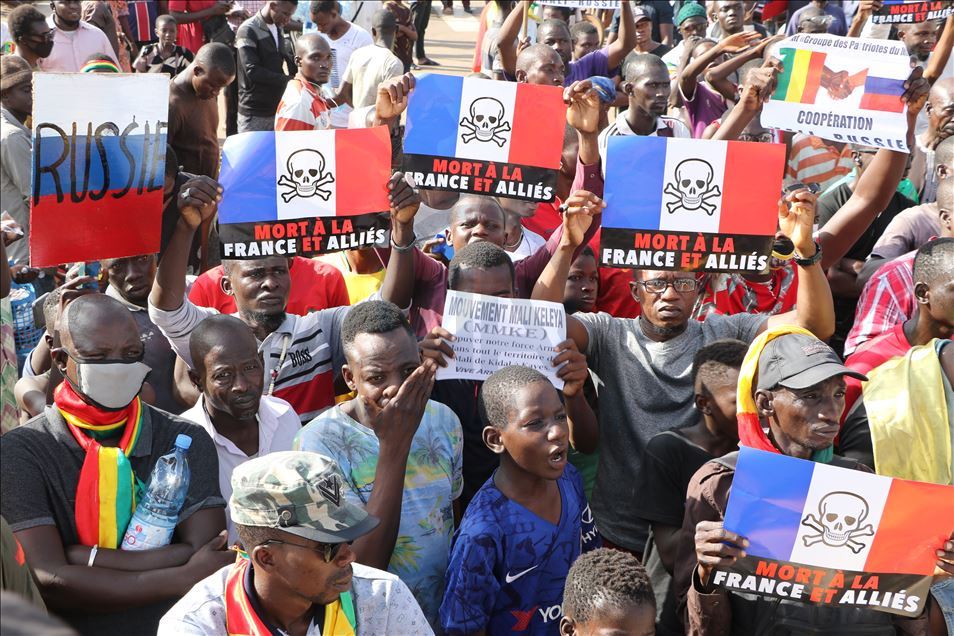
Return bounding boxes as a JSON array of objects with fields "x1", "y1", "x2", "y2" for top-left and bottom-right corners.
[
  {"x1": 636, "y1": 278, "x2": 699, "y2": 293},
  {"x1": 260, "y1": 539, "x2": 350, "y2": 563},
  {"x1": 738, "y1": 133, "x2": 774, "y2": 143},
  {"x1": 29, "y1": 29, "x2": 56, "y2": 42}
]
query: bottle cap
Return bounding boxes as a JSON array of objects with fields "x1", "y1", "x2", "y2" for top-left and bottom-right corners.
[{"x1": 174, "y1": 434, "x2": 192, "y2": 451}]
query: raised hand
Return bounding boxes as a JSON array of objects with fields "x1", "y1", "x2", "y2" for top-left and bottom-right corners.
[
  {"x1": 552, "y1": 339, "x2": 588, "y2": 397},
  {"x1": 564, "y1": 79, "x2": 602, "y2": 135},
  {"x1": 561, "y1": 190, "x2": 605, "y2": 247},
  {"x1": 177, "y1": 176, "x2": 222, "y2": 232},
  {"x1": 718, "y1": 30, "x2": 762, "y2": 54},
  {"x1": 778, "y1": 187, "x2": 818, "y2": 258},
  {"x1": 419, "y1": 326, "x2": 455, "y2": 367},
  {"x1": 362, "y1": 359, "x2": 436, "y2": 453},
  {"x1": 738, "y1": 58, "x2": 781, "y2": 112},
  {"x1": 388, "y1": 172, "x2": 421, "y2": 226},
  {"x1": 375, "y1": 73, "x2": 416, "y2": 121},
  {"x1": 694, "y1": 520, "x2": 750, "y2": 586}
]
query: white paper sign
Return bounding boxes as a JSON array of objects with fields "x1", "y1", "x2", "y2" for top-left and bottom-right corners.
[
  {"x1": 436, "y1": 291, "x2": 567, "y2": 388},
  {"x1": 543, "y1": 0, "x2": 620, "y2": 8},
  {"x1": 763, "y1": 35, "x2": 911, "y2": 151}
]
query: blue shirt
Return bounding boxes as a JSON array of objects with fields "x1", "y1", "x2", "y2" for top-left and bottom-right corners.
[{"x1": 439, "y1": 465, "x2": 599, "y2": 635}]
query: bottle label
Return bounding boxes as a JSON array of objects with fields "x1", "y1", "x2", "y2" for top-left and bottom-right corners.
[{"x1": 121, "y1": 521, "x2": 174, "y2": 551}]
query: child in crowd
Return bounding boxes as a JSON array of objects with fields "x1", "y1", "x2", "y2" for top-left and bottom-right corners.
[
  {"x1": 560, "y1": 548, "x2": 656, "y2": 636},
  {"x1": 133, "y1": 15, "x2": 194, "y2": 77},
  {"x1": 440, "y1": 365, "x2": 599, "y2": 635}
]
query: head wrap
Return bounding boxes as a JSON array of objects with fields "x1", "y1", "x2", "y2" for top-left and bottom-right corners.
[{"x1": 81, "y1": 59, "x2": 120, "y2": 73}]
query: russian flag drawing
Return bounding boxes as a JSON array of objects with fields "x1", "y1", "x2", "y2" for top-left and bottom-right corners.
[
  {"x1": 218, "y1": 126, "x2": 392, "y2": 224},
  {"x1": 30, "y1": 73, "x2": 168, "y2": 268},
  {"x1": 859, "y1": 74, "x2": 906, "y2": 113},
  {"x1": 603, "y1": 136, "x2": 785, "y2": 235},
  {"x1": 725, "y1": 447, "x2": 953, "y2": 579}
]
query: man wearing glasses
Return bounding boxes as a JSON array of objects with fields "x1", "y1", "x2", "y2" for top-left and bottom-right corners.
[
  {"x1": 159, "y1": 451, "x2": 432, "y2": 635},
  {"x1": 6, "y1": 4, "x2": 55, "y2": 68}
]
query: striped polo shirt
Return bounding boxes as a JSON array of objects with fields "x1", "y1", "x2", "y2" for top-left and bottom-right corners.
[
  {"x1": 785, "y1": 133, "x2": 854, "y2": 192},
  {"x1": 149, "y1": 300, "x2": 348, "y2": 422}
]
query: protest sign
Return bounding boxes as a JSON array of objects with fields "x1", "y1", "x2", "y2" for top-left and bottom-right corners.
[
  {"x1": 217, "y1": 127, "x2": 392, "y2": 257},
  {"x1": 436, "y1": 291, "x2": 567, "y2": 388},
  {"x1": 763, "y1": 35, "x2": 911, "y2": 151},
  {"x1": 540, "y1": 1, "x2": 620, "y2": 8},
  {"x1": 714, "y1": 447, "x2": 954, "y2": 617},
  {"x1": 30, "y1": 73, "x2": 168, "y2": 267},
  {"x1": 600, "y1": 136, "x2": 785, "y2": 273},
  {"x1": 871, "y1": 0, "x2": 953, "y2": 24},
  {"x1": 403, "y1": 74, "x2": 566, "y2": 202}
]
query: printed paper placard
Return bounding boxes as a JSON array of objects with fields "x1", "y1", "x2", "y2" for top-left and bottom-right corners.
[
  {"x1": 436, "y1": 291, "x2": 567, "y2": 388},
  {"x1": 217, "y1": 127, "x2": 392, "y2": 257},
  {"x1": 541, "y1": 1, "x2": 620, "y2": 8},
  {"x1": 403, "y1": 74, "x2": 566, "y2": 202},
  {"x1": 30, "y1": 73, "x2": 168, "y2": 267},
  {"x1": 600, "y1": 136, "x2": 785, "y2": 273},
  {"x1": 714, "y1": 447, "x2": 954, "y2": 617},
  {"x1": 872, "y1": 0, "x2": 953, "y2": 24},
  {"x1": 763, "y1": 35, "x2": 912, "y2": 151}
]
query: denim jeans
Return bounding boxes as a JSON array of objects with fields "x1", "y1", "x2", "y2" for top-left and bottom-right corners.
[{"x1": 932, "y1": 578, "x2": 954, "y2": 634}]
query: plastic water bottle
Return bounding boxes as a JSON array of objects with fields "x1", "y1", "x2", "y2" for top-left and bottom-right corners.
[{"x1": 122, "y1": 434, "x2": 192, "y2": 551}]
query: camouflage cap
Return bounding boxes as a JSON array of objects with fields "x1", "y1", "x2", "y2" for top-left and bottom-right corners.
[{"x1": 230, "y1": 451, "x2": 379, "y2": 543}]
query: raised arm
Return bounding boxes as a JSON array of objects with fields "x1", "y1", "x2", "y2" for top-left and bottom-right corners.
[
  {"x1": 606, "y1": 0, "x2": 636, "y2": 70},
  {"x1": 377, "y1": 172, "x2": 424, "y2": 310},
  {"x1": 925, "y1": 13, "x2": 954, "y2": 85},
  {"x1": 712, "y1": 59, "x2": 780, "y2": 141},
  {"x1": 496, "y1": 0, "x2": 527, "y2": 78},
  {"x1": 150, "y1": 176, "x2": 221, "y2": 311},
  {"x1": 704, "y1": 35, "x2": 782, "y2": 102},
  {"x1": 564, "y1": 80, "x2": 603, "y2": 167},
  {"x1": 681, "y1": 31, "x2": 761, "y2": 101},
  {"x1": 816, "y1": 69, "x2": 930, "y2": 268}
]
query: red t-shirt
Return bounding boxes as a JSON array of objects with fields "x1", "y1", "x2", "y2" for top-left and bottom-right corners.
[
  {"x1": 842, "y1": 322, "x2": 912, "y2": 421},
  {"x1": 168, "y1": 0, "x2": 211, "y2": 55},
  {"x1": 188, "y1": 256, "x2": 350, "y2": 315}
]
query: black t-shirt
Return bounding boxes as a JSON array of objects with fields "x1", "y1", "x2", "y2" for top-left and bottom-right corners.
[
  {"x1": 632, "y1": 429, "x2": 714, "y2": 527},
  {"x1": 817, "y1": 183, "x2": 917, "y2": 262},
  {"x1": 0, "y1": 405, "x2": 226, "y2": 635}
]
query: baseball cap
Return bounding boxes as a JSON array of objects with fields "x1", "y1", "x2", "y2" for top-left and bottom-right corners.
[
  {"x1": 588, "y1": 76, "x2": 617, "y2": 104},
  {"x1": 633, "y1": 6, "x2": 652, "y2": 23},
  {"x1": 0, "y1": 56, "x2": 31, "y2": 93},
  {"x1": 756, "y1": 333, "x2": 867, "y2": 391},
  {"x1": 675, "y1": 3, "x2": 707, "y2": 26},
  {"x1": 230, "y1": 451, "x2": 380, "y2": 544}
]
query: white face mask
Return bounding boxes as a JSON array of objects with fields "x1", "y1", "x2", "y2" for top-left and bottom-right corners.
[{"x1": 69, "y1": 358, "x2": 152, "y2": 410}]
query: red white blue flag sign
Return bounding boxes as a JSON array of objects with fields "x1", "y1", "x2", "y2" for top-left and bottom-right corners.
[
  {"x1": 30, "y1": 73, "x2": 168, "y2": 267},
  {"x1": 714, "y1": 447, "x2": 954, "y2": 617},
  {"x1": 403, "y1": 74, "x2": 566, "y2": 202},
  {"x1": 600, "y1": 136, "x2": 785, "y2": 273},
  {"x1": 217, "y1": 127, "x2": 392, "y2": 258},
  {"x1": 872, "y1": 0, "x2": 952, "y2": 24}
]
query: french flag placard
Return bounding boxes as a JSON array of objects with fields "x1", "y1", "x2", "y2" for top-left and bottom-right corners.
[
  {"x1": 30, "y1": 73, "x2": 168, "y2": 268},
  {"x1": 712, "y1": 447, "x2": 954, "y2": 617},
  {"x1": 217, "y1": 127, "x2": 393, "y2": 258},
  {"x1": 403, "y1": 74, "x2": 566, "y2": 202},
  {"x1": 600, "y1": 136, "x2": 785, "y2": 273}
]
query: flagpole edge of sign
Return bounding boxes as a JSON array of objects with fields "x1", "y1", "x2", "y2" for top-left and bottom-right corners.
[{"x1": 29, "y1": 73, "x2": 170, "y2": 267}]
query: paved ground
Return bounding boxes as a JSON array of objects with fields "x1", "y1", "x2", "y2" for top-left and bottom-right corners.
[{"x1": 417, "y1": 1, "x2": 484, "y2": 77}]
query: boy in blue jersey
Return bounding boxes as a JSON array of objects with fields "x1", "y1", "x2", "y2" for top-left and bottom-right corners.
[{"x1": 439, "y1": 365, "x2": 599, "y2": 636}]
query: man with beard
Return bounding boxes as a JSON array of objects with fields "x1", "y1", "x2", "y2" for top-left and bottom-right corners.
[
  {"x1": 39, "y1": 0, "x2": 116, "y2": 72},
  {"x1": 0, "y1": 294, "x2": 231, "y2": 635},
  {"x1": 897, "y1": 19, "x2": 939, "y2": 66},
  {"x1": 149, "y1": 172, "x2": 420, "y2": 421},
  {"x1": 7, "y1": 3, "x2": 54, "y2": 68}
]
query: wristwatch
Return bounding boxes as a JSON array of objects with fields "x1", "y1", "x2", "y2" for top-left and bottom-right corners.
[{"x1": 793, "y1": 240, "x2": 823, "y2": 267}]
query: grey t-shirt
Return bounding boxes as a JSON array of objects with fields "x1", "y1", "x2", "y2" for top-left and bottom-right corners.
[
  {"x1": 0, "y1": 405, "x2": 226, "y2": 635},
  {"x1": 576, "y1": 311, "x2": 765, "y2": 552}
]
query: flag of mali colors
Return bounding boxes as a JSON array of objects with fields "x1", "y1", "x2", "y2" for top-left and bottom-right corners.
[{"x1": 773, "y1": 48, "x2": 827, "y2": 105}]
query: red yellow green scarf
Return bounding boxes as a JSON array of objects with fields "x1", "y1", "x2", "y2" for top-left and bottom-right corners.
[
  {"x1": 225, "y1": 552, "x2": 357, "y2": 635},
  {"x1": 736, "y1": 324, "x2": 833, "y2": 463},
  {"x1": 54, "y1": 381, "x2": 142, "y2": 549}
]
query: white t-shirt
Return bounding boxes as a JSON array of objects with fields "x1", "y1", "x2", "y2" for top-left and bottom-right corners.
[
  {"x1": 266, "y1": 21, "x2": 279, "y2": 47},
  {"x1": 320, "y1": 23, "x2": 373, "y2": 128},
  {"x1": 342, "y1": 44, "x2": 404, "y2": 109}
]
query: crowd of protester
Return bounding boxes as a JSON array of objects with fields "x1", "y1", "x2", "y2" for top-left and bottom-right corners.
[{"x1": 1, "y1": 0, "x2": 953, "y2": 635}]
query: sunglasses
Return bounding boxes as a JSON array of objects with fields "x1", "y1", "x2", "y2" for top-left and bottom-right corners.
[
  {"x1": 260, "y1": 538, "x2": 350, "y2": 563},
  {"x1": 636, "y1": 278, "x2": 699, "y2": 293}
]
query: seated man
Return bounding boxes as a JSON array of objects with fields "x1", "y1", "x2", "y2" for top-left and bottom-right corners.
[
  {"x1": 158, "y1": 451, "x2": 432, "y2": 634},
  {"x1": 181, "y1": 315, "x2": 300, "y2": 542},
  {"x1": 561, "y1": 548, "x2": 656, "y2": 636},
  {"x1": 0, "y1": 294, "x2": 230, "y2": 635},
  {"x1": 675, "y1": 329, "x2": 949, "y2": 633},
  {"x1": 149, "y1": 172, "x2": 418, "y2": 421},
  {"x1": 295, "y1": 301, "x2": 460, "y2": 629}
]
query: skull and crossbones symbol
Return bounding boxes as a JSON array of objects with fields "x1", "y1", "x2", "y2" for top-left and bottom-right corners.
[
  {"x1": 664, "y1": 159, "x2": 721, "y2": 215},
  {"x1": 801, "y1": 492, "x2": 875, "y2": 554},
  {"x1": 460, "y1": 97, "x2": 511, "y2": 147},
  {"x1": 278, "y1": 149, "x2": 335, "y2": 203}
]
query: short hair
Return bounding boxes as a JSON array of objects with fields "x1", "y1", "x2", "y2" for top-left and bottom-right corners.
[
  {"x1": 43, "y1": 286, "x2": 67, "y2": 329},
  {"x1": 570, "y1": 21, "x2": 598, "y2": 41},
  {"x1": 340, "y1": 300, "x2": 414, "y2": 356},
  {"x1": 188, "y1": 314, "x2": 258, "y2": 375},
  {"x1": 913, "y1": 237, "x2": 954, "y2": 288},
  {"x1": 537, "y1": 17, "x2": 571, "y2": 38},
  {"x1": 516, "y1": 42, "x2": 560, "y2": 74},
  {"x1": 8, "y1": 4, "x2": 46, "y2": 42},
  {"x1": 63, "y1": 294, "x2": 135, "y2": 342},
  {"x1": 312, "y1": 0, "x2": 340, "y2": 16},
  {"x1": 691, "y1": 339, "x2": 747, "y2": 391},
  {"x1": 195, "y1": 42, "x2": 237, "y2": 75},
  {"x1": 478, "y1": 365, "x2": 550, "y2": 429},
  {"x1": 449, "y1": 195, "x2": 505, "y2": 226},
  {"x1": 562, "y1": 548, "x2": 655, "y2": 624},
  {"x1": 235, "y1": 523, "x2": 280, "y2": 550},
  {"x1": 295, "y1": 32, "x2": 329, "y2": 56},
  {"x1": 543, "y1": 6, "x2": 572, "y2": 21},
  {"x1": 936, "y1": 135, "x2": 954, "y2": 170},
  {"x1": 622, "y1": 51, "x2": 666, "y2": 82},
  {"x1": 371, "y1": 8, "x2": 396, "y2": 29},
  {"x1": 576, "y1": 245, "x2": 596, "y2": 261},
  {"x1": 447, "y1": 241, "x2": 515, "y2": 290},
  {"x1": 155, "y1": 14, "x2": 177, "y2": 28}
]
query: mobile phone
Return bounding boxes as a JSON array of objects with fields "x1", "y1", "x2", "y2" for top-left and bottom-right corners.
[
  {"x1": 33, "y1": 292, "x2": 49, "y2": 330},
  {"x1": 783, "y1": 182, "x2": 821, "y2": 195}
]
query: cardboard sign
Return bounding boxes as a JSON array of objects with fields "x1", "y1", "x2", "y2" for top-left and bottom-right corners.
[
  {"x1": 436, "y1": 291, "x2": 567, "y2": 388},
  {"x1": 403, "y1": 74, "x2": 566, "y2": 202},
  {"x1": 30, "y1": 73, "x2": 168, "y2": 267},
  {"x1": 600, "y1": 136, "x2": 785, "y2": 273},
  {"x1": 872, "y1": 0, "x2": 953, "y2": 24},
  {"x1": 217, "y1": 127, "x2": 392, "y2": 257},
  {"x1": 763, "y1": 35, "x2": 912, "y2": 151},
  {"x1": 714, "y1": 447, "x2": 954, "y2": 617}
]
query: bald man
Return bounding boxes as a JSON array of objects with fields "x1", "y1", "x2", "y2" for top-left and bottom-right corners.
[
  {"x1": 275, "y1": 33, "x2": 333, "y2": 130},
  {"x1": 0, "y1": 294, "x2": 231, "y2": 635},
  {"x1": 515, "y1": 43, "x2": 565, "y2": 87},
  {"x1": 180, "y1": 315, "x2": 299, "y2": 543},
  {"x1": 912, "y1": 77, "x2": 954, "y2": 202},
  {"x1": 168, "y1": 42, "x2": 236, "y2": 179}
]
